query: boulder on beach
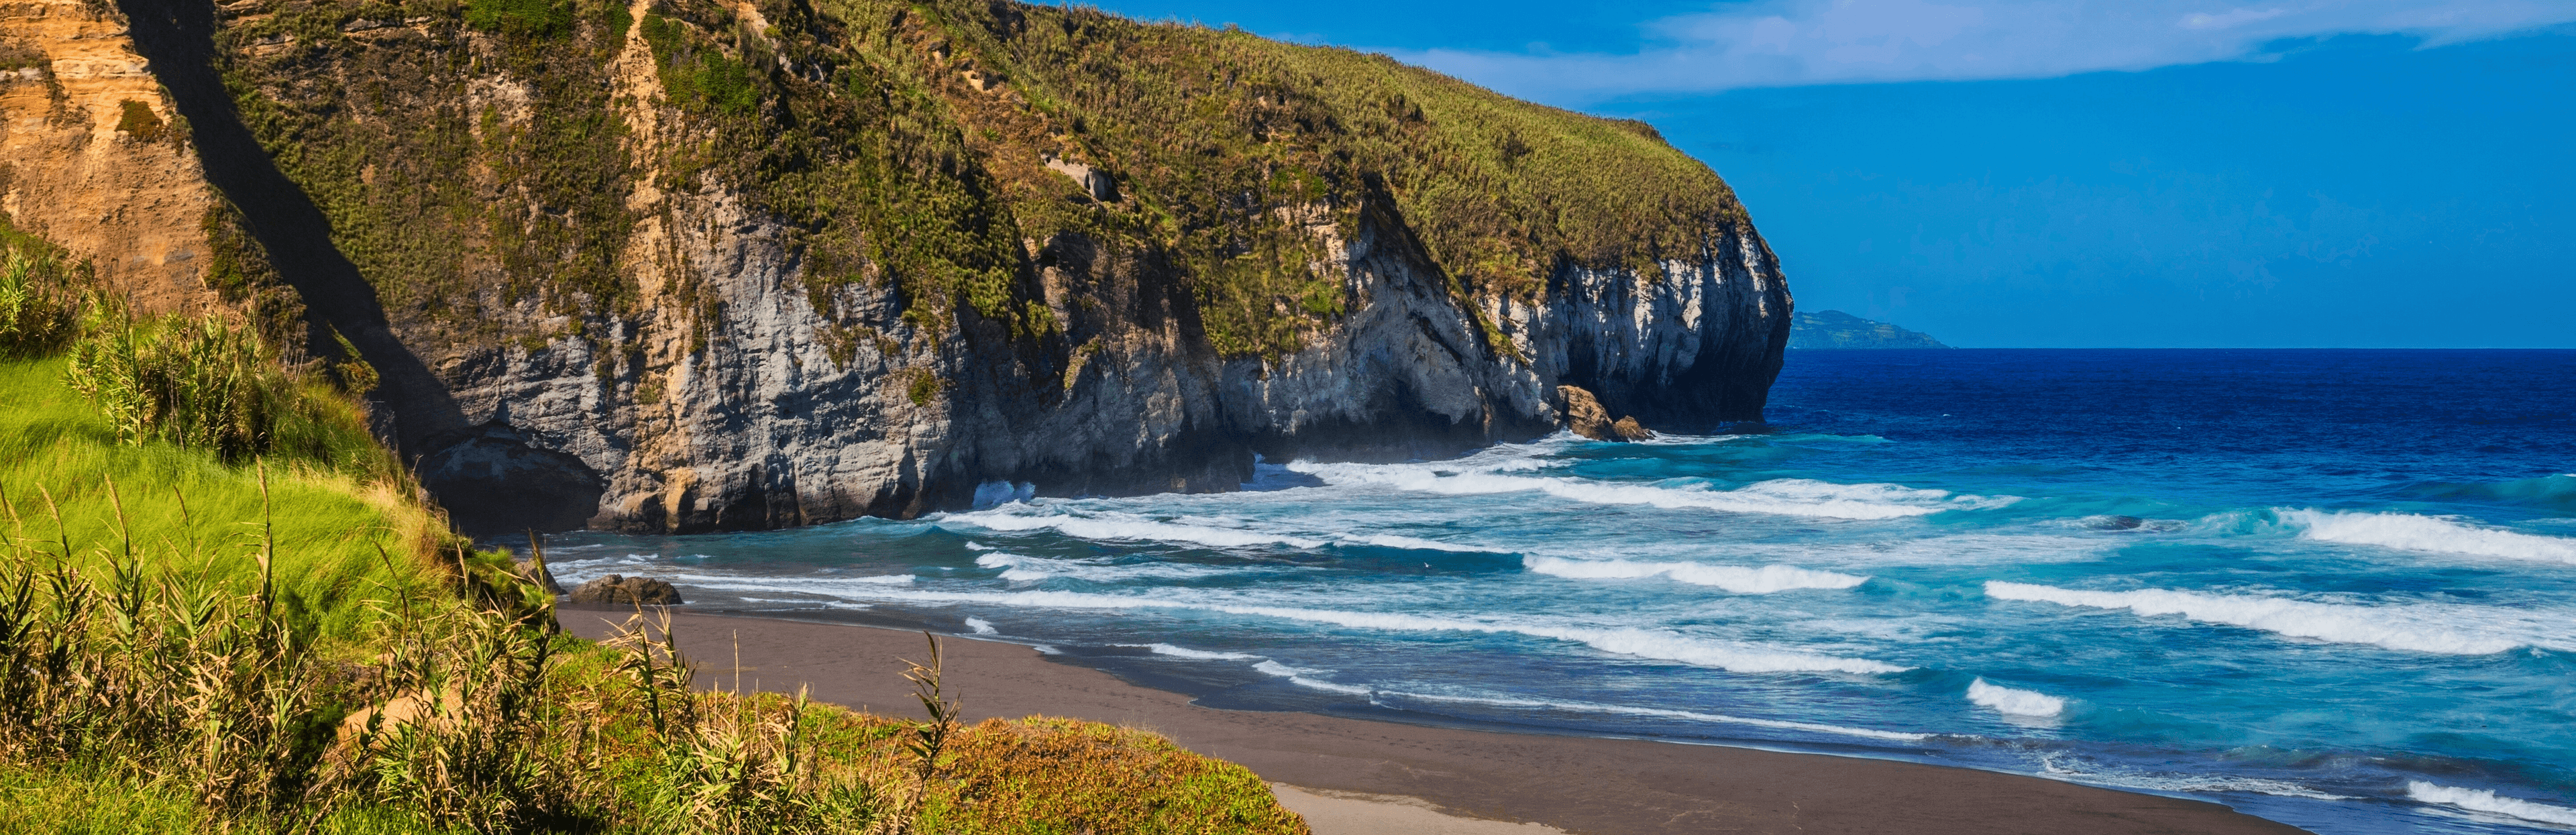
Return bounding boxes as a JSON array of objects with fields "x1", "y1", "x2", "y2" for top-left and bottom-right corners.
[{"x1": 566, "y1": 574, "x2": 684, "y2": 606}]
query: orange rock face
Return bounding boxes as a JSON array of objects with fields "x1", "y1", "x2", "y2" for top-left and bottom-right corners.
[{"x1": 0, "y1": 0, "x2": 218, "y2": 313}]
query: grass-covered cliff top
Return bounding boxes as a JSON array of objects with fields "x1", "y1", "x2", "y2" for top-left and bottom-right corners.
[{"x1": 213, "y1": 0, "x2": 1750, "y2": 365}]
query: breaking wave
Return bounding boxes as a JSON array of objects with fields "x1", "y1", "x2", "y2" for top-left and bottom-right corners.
[
  {"x1": 1984, "y1": 581, "x2": 2568, "y2": 655},
  {"x1": 1121, "y1": 643, "x2": 1262, "y2": 661},
  {"x1": 973, "y1": 552, "x2": 1240, "y2": 583},
  {"x1": 1340, "y1": 533, "x2": 1500, "y2": 553},
  {"x1": 2037, "y1": 756, "x2": 2358, "y2": 801},
  {"x1": 1385, "y1": 690, "x2": 1930, "y2": 742},
  {"x1": 2282, "y1": 509, "x2": 2576, "y2": 565},
  {"x1": 1287, "y1": 460, "x2": 2006, "y2": 520},
  {"x1": 663, "y1": 579, "x2": 1909, "y2": 675},
  {"x1": 943, "y1": 508, "x2": 1326, "y2": 549},
  {"x1": 1523, "y1": 557, "x2": 1868, "y2": 594},
  {"x1": 2408, "y1": 782, "x2": 2576, "y2": 826},
  {"x1": 1966, "y1": 677, "x2": 2065, "y2": 718},
  {"x1": 1252, "y1": 660, "x2": 1372, "y2": 694},
  {"x1": 963, "y1": 617, "x2": 998, "y2": 635}
]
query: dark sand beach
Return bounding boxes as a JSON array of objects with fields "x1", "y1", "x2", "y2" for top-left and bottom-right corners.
[{"x1": 561, "y1": 608, "x2": 2309, "y2": 835}]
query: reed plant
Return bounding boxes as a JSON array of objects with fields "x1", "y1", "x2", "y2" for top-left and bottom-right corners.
[
  {"x1": 0, "y1": 475, "x2": 874, "y2": 833},
  {"x1": 0, "y1": 471, "x2": 341, "y2": 820},
  {"x1": 0, "y1": 237, "x2": 78, "y2": 358},
  {"x1": 614, "y1": 612, "x2": 878, "y2": 834}
]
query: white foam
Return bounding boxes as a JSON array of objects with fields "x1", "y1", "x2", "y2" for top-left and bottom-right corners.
[
  {"x1": 1524, "y1": 556, "x2": 1869, "y2": 594},
  {"x1": 1966, "y1": 677, "x2": 2065, "y2": 718},
  {"x1": 1984, "y1": 581, "x2": 2570, "y2": 655},
  {"x1": 972, "y1": 552, "x2": 1235, "y2": 582},
  {"x1": 1344, "y1": 533, "x2": 1500, "y2": 553},
  {"x1": 963, "y1": 541, "x2": 994, "y2": 551},
  {"x1": 2284, "y1": 509, "x2": 2576, "y2": 565},
  {"x1": 1124, "y1": 643, "x2": 1261, "y2": 661},
  {"x1": 849, "y1": 573, "x2": 914, "y2": 584},
  {"x1": 1389, "y1": 690, "x2": 1931, "y2": 742},
  {"x1": 1252, "y1": 660, "x2": 1372, "y2": 695},
  {"x1": 1287, "y1": 460, "x2": 2003, "y2": 520},
  {"x1": 2408, "y1": 782, "x2": 2576, "y2": 826},
  {"x1": 545, "y1": 551, "x2": 668, "y2": 573},
  {"x1": 963, "y1": 617, "x2": 998, "y2": 635},
  {"x1": 652, "y1": 579, "x2": 1909, "y2": 675},
  {"x1": 945, "y1": 508, "x2": 1326, "y2": 549},
  {"x1": 1634, "y1": 533, "x2": 2118, "y2": 569},
  {"x1": 2037, "y1": 757, "x2": 2356, "y2": 800}
]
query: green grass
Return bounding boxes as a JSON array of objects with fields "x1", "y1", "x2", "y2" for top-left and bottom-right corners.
[
  {"x1": 0, "y1": 356, "x2": 441, "y2": 638},
  {"x1": 0, "y1": 767, "x2": 503, "y2": 834},
  {"x1": 0, "y1": 768, "x2": 209, "y2": 834}
]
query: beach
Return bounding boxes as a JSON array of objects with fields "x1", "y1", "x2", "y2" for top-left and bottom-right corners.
[{"x1": 561, "y1": 608, "x2": 2308, "y2": 834}]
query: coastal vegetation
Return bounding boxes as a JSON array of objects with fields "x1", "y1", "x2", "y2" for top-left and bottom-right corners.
[
  {"x1": 0, "y1": 215, "x2": 1309, "y2": 832},
  {"x1": 212, "y1": 0, "x2": 1747, "y2": 368}
]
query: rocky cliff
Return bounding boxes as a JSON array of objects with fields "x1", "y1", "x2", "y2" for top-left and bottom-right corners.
[{"x1": 1, "y1": 0, "x2": 1792, "y2": 535}]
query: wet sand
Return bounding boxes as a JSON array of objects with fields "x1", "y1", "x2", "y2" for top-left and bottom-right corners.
[{"x1": 560, "y1": 608, "x2": 2310, "y2": 835}]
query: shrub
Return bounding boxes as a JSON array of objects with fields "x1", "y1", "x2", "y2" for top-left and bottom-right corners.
[
  {"x1": 113, "y1": 100, "x2": 166, "y2": 143},
  {"x1": 65, "y1": 309, "x2": 290, "y2": 463},
  {"x1": 0, "y1": 248, "x2": 76, "y2": 357},
  {"x1": 463, "y1": 0, "x2": 573, "y2": 38}
]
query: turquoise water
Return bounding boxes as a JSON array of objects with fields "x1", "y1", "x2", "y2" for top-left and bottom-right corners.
[{"x1": 551, "y1": 349, "x2": 2576, "y2": 834}]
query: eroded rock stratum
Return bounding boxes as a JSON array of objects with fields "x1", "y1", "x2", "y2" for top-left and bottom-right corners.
[{"x1": 1, "y1": 0, "x2": 1792, "y2": 535}]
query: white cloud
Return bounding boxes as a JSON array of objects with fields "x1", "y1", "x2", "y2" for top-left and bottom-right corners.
[{"x1": 1398, "y1": 1, "x2": 2576, "y2": 101}]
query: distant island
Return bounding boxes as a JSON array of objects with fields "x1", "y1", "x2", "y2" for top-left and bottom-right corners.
[{"x1": 1788, "y1": 311, "x2": 1951, "y2": 349}]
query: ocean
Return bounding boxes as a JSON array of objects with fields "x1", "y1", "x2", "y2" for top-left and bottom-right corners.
[{"x1": 548, "y1": 349, "x2": 2576, "y2": 834}]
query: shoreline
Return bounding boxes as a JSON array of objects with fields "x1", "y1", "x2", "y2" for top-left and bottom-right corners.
[{"x1": 559, "y1": 606, "x2": 2311, "y2": 834}]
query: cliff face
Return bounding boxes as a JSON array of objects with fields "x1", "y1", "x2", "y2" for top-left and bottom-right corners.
[
  {"x1": 0, "y1": 0, "x2": 217, "y2": 314},
  {"x1": 3, "y1": 0, "x2": 1792, "y2": 536}
]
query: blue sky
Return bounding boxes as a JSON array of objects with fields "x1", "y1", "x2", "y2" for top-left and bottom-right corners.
[{"x1": 1091, "y1": 1, "x2": 2576, "y2": 347}]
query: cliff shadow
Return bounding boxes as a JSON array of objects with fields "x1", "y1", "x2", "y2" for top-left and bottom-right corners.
[{"x1": 117, "y1": 0, "x2": 469, "y2": 451}]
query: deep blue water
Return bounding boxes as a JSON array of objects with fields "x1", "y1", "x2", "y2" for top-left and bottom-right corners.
[{"x1": 552, "y1": 349, "x2": 2576, "y2": 834}]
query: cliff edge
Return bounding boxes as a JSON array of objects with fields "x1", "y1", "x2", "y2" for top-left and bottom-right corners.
[{"x1": 3, "y1": 0, "x2": 1793, "y2": 535}]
